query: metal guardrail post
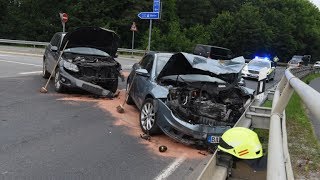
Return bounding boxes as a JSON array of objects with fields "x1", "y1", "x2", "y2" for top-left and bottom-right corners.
[{"x1": 268, "y1": 78, "x2": 287, "y2": 180}]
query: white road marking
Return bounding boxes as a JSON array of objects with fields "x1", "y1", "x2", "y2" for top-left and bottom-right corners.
[
  {"x1": 0, "y1": 59, "x2": 41, "y2": 67},
  {"x1": 19, "y1": 71, "x2": 42, "y2": 75},
  {"x1": 154, "y1": 155, "x2": 186, "y2": 180}
]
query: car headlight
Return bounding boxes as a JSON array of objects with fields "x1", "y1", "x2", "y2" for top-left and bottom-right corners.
[{"x1": 63, "y1": 60, "x2": 79, "y2": 72}]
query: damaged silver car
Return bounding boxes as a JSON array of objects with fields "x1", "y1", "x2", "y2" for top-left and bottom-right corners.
[
  {"x1": 127, "y1": 52, "x2": 254, "y2": 147},
  {"x1": 43, "y1": 27, "x2": 122, "y2": 97}
]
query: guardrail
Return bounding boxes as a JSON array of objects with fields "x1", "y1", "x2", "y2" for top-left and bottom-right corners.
[
  {"x1": 0, "y1": 38, "x2": 146, "y2": 54},
  {"x1": 196, "y1": 66, "x2": 319, "y2": 180},
  {"x1": 268, "y1": 66, "x2": 320, "y2": 180}
]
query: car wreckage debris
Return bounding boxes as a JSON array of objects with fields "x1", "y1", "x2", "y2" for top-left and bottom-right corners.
[
  {"x1": 140, "y1": 134, "x2": 151, "y2": 141},
  {"x1": 166, "y1": 85, "x2": 247, "y2": 126},
  {"x1": 159, "y1": 145, "x2": 168, "y2": 153}
]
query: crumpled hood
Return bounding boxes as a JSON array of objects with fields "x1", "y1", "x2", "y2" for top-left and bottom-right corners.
[
  {"x1": 61, "y1": 27, "x2": 119, "y2": 57},
  {"x1": 157, "y1": 52, "x2": 245, "y2": 83}
]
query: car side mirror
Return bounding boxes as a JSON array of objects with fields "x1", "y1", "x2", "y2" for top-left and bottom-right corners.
[
  {"x1": 50, "y1": 46, "x2": 58, "y2": 52},
  {"x1": 135, "y1": 69, "x2": 150, "y2": 77}
]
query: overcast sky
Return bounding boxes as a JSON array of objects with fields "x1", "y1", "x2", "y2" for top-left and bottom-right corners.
[{"x1": 310, "y1": 0, "x2": 320, "y2": 8}]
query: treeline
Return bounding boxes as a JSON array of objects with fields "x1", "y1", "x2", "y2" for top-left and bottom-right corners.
[{"x1": 1, "y1": 0, "x2": 320, "y2": 62}]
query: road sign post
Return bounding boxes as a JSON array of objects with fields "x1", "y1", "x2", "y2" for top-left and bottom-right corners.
[
  {"x1": 59, "y1": 13, "x2": 68, "y2": 32},
  {"x1": 130, "y1": 22, "x2": 138, "y2": 57},
  {"x1": 148, "y1": 20, "x2": 152, "y2": 51},
  {"x1": 137, "y1": 0, "x2": 161, "y2": 52}
]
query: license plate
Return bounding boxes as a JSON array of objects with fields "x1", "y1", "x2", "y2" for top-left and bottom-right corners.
[{"x1": 207, "y1": 135, "x2": 220, "y2": 144}]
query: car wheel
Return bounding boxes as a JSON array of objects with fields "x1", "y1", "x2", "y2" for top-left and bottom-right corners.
[
  {"x1": 126, "y1": 83, "x2": 134, "y2": 105},
  {"x1": 140, "y1": 98, "x2": 161, "y2": 135},
  {"x1": 54, "y1": 68, "x2": 65, "y2": 93},
  {"x1": 42, "y1": 58, "x2": 50, "y2": 79}
]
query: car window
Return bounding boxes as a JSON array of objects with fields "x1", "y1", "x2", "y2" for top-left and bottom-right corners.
[
  {"x1": 156, "y1": 55, "x2": 171, "y2": 75},
  {"x1": 139, "y1": 55, "x2": 154, "y2": 72},
  {"x1": 50, "y1": 33, "x2": 60, "y2": 47}
]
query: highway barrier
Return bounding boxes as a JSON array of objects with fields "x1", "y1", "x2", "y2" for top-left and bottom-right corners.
[
  {"x1": 0, "y1": 38, "x2": 146, "y2": 55},
  {"x1": 196, "y1": 66, "x2": 320, "y2": 180}
]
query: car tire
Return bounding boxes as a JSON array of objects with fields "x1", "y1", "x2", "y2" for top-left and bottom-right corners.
[
  {"x1": 126, "y1": 83, "x2": 134, "y2": 105},
  {"x1": 54, "y1": 68, "x2": 66, "y2": 93},
  {"x1": 139, "y1": 98, "x2": 161, "y2": 135},
  {"x1": 42, "y1": 58, "x2": 50, "y2": 79}
]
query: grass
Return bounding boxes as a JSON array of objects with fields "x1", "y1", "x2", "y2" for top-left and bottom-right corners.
[{"x1": 286, "y1": 72, "x2": 320, "y2": 178}]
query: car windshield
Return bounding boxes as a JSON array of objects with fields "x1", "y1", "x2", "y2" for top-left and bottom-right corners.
[
  {"x1": 156, "y1": 55, "x2": 171, "y2": 76},
  {"x1": 290, "y1": 59, "x2": 301, "y2": 64},
  {"x1": 248, "y1": 60, "x2": 270, "y2": 68},
  {"x1": 64, "y1": 47, "x2": 110, "y2": 57}
]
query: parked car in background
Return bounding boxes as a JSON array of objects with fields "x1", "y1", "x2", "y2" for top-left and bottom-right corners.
[
  {"x1": 287, "y1": 55, "x2": 311, "y2": 68},
  {"x1": 314, "y1": 61, "x2": 320, "y2": 68},
  {"x1": 42, "y1": 27, "x2": 122, "y2": 97},
  {"x1": 126, "y1": 52, "x2": 254, "y2": 147},
  {"x1": 287, "y1": 55, "x2": 304, "y2": 68},
  {"x1": 242, "y1": 56, "x2": 276, "y2": 81},
  {"x1": 193, "y1": 44, "x2": 234, "y2": 60}
]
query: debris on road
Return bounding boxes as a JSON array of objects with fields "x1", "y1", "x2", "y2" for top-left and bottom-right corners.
[
  {"x1": 140, "y1": 133, "x2": 151, "y2": 141},
  {"x1": 159, "y1": 145, "x2": 167, "y2": 153}
]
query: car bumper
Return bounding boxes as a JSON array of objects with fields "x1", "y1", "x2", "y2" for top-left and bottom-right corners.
[
  {"x1": 156, "y1": 99, "x2": 230, "y2": 146},
  {"x1": 58, "y1": 64, "x2": 116, "y2": 97},
  {"x1": 242, "y1": 73, "x2": 259, "y2": 79}
]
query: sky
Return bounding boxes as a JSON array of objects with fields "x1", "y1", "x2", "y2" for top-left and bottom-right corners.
[{"x1": 310, "y1": 0, "x2": 320, "y2": 8}]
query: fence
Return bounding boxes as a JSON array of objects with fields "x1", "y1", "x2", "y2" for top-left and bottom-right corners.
[{"x1": 0, "y1": 39, "x2": 146, "y2": 55}]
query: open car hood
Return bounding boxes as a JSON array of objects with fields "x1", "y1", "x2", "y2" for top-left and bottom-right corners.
[
  {"x1": 157, "y1": 52, "x2": 245, "y2": 83},
  {"x1": 61, "y1": 27, "x2": 119, "y2": 57}
]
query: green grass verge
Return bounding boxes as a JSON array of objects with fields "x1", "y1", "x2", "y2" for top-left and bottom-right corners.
[{"x1": 286, "y1": 73, "x2": 320, "y2": 178}]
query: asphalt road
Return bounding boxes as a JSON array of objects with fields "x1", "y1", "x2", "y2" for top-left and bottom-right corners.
[
  {"x1": 309, "y1": 78, "x2": 320, "y2": 141},
  {"x1": 0, "y1": 53, "x2": 206, "y2": 179},
  {"x1": 0, "y1": 52, "x2": 286, "y2": 179}
]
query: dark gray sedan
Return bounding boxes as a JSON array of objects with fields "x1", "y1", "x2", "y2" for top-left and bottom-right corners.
[
  {"x1": 127, "y1": 52, "x2": 254, "y2": 147},
  {"x1": 43, "y1": 27, "x2": 121, "y2": 97}
]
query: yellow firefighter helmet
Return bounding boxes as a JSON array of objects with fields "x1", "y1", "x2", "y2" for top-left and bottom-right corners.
[{"x1": 218, "y1": 127, "x2": 263, "y2": 159}]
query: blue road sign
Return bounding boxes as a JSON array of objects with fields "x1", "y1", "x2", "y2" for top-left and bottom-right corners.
[
  {"x1": 153, "y1": 0, "x2": 160, "y2": 12},
  {"x1": 138, "y1": 12, "x2": 159, "y2": 19}
]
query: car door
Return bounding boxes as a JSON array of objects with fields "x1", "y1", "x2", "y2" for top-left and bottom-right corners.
[
  {"x1": 131, "y1": 54, "x2": 155, "y2": 108},
  {"x1": 46, "y1": 33, "x2": 61, "y2": 72}
]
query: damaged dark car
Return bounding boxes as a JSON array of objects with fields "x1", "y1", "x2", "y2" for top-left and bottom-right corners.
[
  {"x1": 126, "y1": 52, "x2": 254, "y2": 148},
  {"x1": 42, "y1": 27, "x2": 122, "y2": 97}
]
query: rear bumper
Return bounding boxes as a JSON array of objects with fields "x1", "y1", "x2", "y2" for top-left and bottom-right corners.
[{"x1": 58, "y1": 64, "x2": 116, "y2": 97}]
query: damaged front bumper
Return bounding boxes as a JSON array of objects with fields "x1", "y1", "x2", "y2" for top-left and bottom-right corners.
[
  {"x1": 155, "y1": 99, "x2": 231, "y2": 146},
  {"x1": 57, "y1": 63, "x2": 122, "y2": 98}
]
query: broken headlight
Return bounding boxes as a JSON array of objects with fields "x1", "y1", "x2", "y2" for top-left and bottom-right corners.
[{"x1": 63, "y1": 60, "x2": 79, "y2": 72}]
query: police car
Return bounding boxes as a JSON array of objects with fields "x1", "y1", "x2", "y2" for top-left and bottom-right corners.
[{"x1": 242, "y1": 56, "x2": 276, "y2": 81}]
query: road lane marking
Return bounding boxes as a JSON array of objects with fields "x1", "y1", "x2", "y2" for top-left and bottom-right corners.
[
  {"x1": 0, "y1": 59, "x2": 41, "y2": 67},
  {"x1": 154, "y1": 155, "x2": 186, "y2": 180},
  {"x1": 19, "y1": 71, "x2": 42, "y2": 75}
]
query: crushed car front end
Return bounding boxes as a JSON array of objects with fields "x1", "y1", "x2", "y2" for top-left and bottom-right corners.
[
  {"x1": 58, "y1": 52, "x2": 121, "y2": 96},
  {"x1": 57, "y1": 27, "x2": 122, "y2": 97},
  {"x1": 153, "y1": 53, "x2": 254, "y2": 147}
]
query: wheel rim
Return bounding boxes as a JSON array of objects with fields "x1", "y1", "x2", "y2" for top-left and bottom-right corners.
[
  {"x1": 55, "y1": 71, "x2": 61, "y2": 89},
  {"x1": 140, "y1": 102, "x2": 155, "y2": 131}
]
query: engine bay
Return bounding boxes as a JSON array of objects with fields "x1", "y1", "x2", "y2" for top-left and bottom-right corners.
[{"x1": 166, "y1": 82, "x2": 250, "y2": 126}]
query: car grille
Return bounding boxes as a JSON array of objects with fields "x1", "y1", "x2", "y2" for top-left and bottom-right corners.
[
  {"x1": 248, "y1": 70, "x2": 259, "y2": 74},
  {"x1": 79, "y1": 66, "x2": 117, "y2": 79}
]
